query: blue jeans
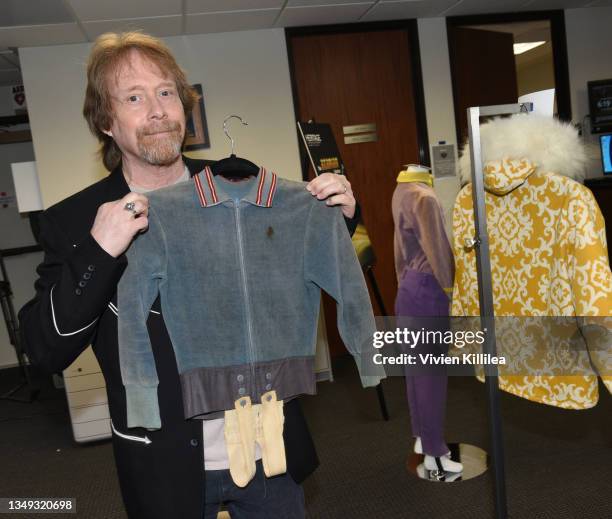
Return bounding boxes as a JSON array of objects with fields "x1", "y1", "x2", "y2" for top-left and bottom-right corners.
[{"x1": 203, "y1": 461, "x2": 305, "y2": 519}]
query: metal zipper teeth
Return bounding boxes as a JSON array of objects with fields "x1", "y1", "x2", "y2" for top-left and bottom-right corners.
[{"x1": 234, "y1": 203, "x2": 257, "y2": 393}]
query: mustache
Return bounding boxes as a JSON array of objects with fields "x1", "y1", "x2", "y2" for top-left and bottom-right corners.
[{"x1": 138, "y1": 121, "x2": 182, "y2": 137}]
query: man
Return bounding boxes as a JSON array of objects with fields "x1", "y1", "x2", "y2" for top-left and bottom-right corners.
[{"x1": 19, "y1": 32, "x2": 359, "y2": 519}]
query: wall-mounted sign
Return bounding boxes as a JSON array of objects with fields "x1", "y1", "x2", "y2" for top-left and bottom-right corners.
[
  {"x1": 431, "y1": 143, "x2": 456, "y2": 178},
  {"x1": 0, "y1": 191, "x2": 16, "y2": 209},
  {"x1": 12, "y1": 84, "x2": 27, "y2": 114},
  {"x1": 343, "y1": 123, "x2": 377, "y2": 135},
  {"x1": 344, "y1": 133, "x2": 378, "y2": 145}
]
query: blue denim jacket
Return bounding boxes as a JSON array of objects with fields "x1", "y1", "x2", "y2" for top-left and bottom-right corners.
[{"x1": 118, "y1": 167, "x2": 384, "y2": 429}]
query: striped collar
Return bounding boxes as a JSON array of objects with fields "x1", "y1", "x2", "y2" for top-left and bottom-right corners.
[{"x1": 193, "y1": 165, "x2": 278, "y2": 208}]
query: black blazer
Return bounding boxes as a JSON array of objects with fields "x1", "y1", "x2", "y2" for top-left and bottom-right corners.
[{"x1": 19, "y1": 156, "x2": 359, "y2": 519}]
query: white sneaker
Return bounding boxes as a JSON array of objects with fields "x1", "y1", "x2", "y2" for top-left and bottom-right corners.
[
  {"x1": 424, "y1": 454, "x2": 463, "y2": 473},
  {"x1": 417, "y1": 462, "x2": 463, "y2": 482},
  {"x1": 414, "y1": 436, "x2": 423, "y2": 454}
]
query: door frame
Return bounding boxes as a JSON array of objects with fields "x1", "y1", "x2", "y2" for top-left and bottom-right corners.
[
  {"x1": 446, "y1": 10, "x2": 572, "y2": 145},
  {"x1": 285, "y1": 20, "x2": 430, "y2": 181}
]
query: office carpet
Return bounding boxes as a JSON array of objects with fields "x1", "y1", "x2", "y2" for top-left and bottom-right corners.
[{"x1": 1, "y1": 359, "x2": 610, "y2": 518}]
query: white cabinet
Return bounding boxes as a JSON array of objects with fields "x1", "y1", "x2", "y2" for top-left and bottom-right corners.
[{"x1": 63, "y1": 346, "x2": 111, "y2": 443}]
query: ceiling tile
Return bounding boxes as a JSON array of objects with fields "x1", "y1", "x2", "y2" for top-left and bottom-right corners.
[
  {"x1": 185, "y1": 9, "x2": 280, "y2": 35},
  {"x1": 442, "y1": 0, "x2": 531, "y2": 16},
  {"x1": 277, "y1": 3, "x2": 374, "y2": 27},
  {"x1": 187, "y1": 0, "x2": 284, "y2": 14},
  {"x1": 521, "y1": 0, "x2": 592, "y2": 9},
  {"x1": 0, "y1": 24, "x2": 86, "y2": 48},
  {"x1": 363, "y1": 0, "x2": 460, "y2": 21},
  {"x1": 66, "y1": 0, "x2": 182, "y2": 22},
  {"x1": 288, "y1": 0, "x2": 370, "y2": 5},
  {"x1": 82, "y1": 16, "x2": 183, "y2": 41},
  {"x1": 0, "y1": 0, "x2": 74, "y2": 27}
]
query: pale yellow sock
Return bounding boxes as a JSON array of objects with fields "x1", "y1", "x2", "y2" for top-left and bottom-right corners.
[
  {"x1": 258, "y1": 390, "x2": 287, "y2": 477},
  {"x1": 224, "y1": 397, "x2": 256, "y2": 487}
]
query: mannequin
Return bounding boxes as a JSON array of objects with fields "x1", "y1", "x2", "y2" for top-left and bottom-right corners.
[
  {"x1": 392, "y1": 164, "x2": 462, "y2": 473},
  {"x1": 452, "y1": 114, "x2": 612, "y2": 409}
]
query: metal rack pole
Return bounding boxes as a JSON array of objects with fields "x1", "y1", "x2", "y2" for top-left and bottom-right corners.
[{"x1": 466, "y1": 102, "x2": 532, "y2": 519}]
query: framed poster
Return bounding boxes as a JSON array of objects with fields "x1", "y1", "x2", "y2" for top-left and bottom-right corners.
[{"x1": 184, "y1": 84, "x2": 210, "y2": 151}]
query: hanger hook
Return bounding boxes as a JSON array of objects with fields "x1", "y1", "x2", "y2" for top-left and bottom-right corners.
[{"x1": 223, "y1": 115, "x2": 248, "y2": 156}]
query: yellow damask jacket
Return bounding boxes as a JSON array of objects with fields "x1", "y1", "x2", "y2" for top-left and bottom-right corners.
[{"x1": 452, "y1": 115, "x2": 612, "y2": 409}]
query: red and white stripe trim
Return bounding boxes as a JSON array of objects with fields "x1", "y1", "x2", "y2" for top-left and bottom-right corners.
[
  {"x1": 204, "y1": 166, "x2": 219, "y2": 204},
  {"x1": 194, "y1": 166, "x2": 277, "y2": 207},
  {"x1": 265, "y1": 172, "x2": 277, "y2": 208},
  {"x1": 255, "y1": 168, "x2": 267, "y2": 205},
  {"x1": 193, "y1": 172, "x2": 207, "y2": 207}
]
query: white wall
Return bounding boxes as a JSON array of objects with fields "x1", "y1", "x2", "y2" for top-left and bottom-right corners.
[
  {"x1": 565, "y1": 6, "x2": 612, "y2": 179},
  {"x1": 417, "y1": 18, "x2": 461, "y2": 232},
  {"x1": 0, "y1": 141, "x2": 42, "y2": 368},
  {"x1": 20, "y1": 28, "x2": 302, "y2": 209}
]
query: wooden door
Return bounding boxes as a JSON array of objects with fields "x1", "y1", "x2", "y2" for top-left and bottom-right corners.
[
  {"x1": 289, "y1": 29, "x2": 422, "y2": 356},
  {"x1": 449, "y1": 27, "x2": 518, "y2": 144}
]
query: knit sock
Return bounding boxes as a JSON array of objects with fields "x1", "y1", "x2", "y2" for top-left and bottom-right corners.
[
  {"x1": 258, "y1": 390, "x2": 287, "y2": 477},
  {"x1": 224, "y1": 397, "x2": 256, "y2": 487}
]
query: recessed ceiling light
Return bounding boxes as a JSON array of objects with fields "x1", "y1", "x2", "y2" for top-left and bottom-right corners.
[{"x1": 513, "y1": 41, "x2": 546, "y2": 55}]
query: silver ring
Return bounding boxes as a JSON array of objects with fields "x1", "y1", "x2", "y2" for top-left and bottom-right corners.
[{"x1": 124, "y1": 201, "x2": 137, "y2": 215}]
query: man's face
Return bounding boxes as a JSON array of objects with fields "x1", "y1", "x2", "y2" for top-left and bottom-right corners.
[{"x1": 105, "y1": 50, "x2": 186, "y2": 167}]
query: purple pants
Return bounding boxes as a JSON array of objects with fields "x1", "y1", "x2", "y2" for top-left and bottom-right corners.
[{"x1": 395, "y1": 268, "x2": 450, "y2": 457}]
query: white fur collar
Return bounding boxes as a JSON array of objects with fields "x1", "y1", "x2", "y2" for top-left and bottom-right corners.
[{"x1": 458, "y1": 114, "x2": 588, "y2": 186}]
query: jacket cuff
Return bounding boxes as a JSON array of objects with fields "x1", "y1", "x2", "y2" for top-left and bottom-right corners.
[
  {"x1": 72, "y1": 233, "x2": 127, "y2": 270},
  {"x1": 125, "y1": 385, "x2": 161, "y2": 430},
  {"x1": 64, "y1": 233, "x2": 127, "y2": 301},
  {"x1": 356, "y1": 360, "x2": 386, "y2": 388},
  {"x1": 358, "y1": 374, "x2": 385, "y2": 388},
  {"x1": 50, "y1": 234, "x2": 128, "y2": 331},
  {"x1": 344, "y1": 202, "x2": 361, "y2": 237}
]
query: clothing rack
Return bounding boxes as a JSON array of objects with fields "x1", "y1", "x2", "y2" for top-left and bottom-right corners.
[{"x1": 466, "y1": 102, "x2": 533, "y2": 519}]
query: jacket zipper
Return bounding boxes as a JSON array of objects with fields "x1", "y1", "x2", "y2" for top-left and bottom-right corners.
[{"x1": 234, "y1": 202, "x2": 256, "y2": 395}]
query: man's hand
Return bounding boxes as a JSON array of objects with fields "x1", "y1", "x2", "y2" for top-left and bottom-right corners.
[
  {"x1": 90, "y1": 193, "x2": 150, "y2": 258},
  {"x1": 306, "y1": 173, "x2": 356, "y2": 219}
]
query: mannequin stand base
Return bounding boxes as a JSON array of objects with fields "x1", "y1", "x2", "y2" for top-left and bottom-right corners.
[{"x1": 406, "y1": 443, "x2": 488, "y2": 483}]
